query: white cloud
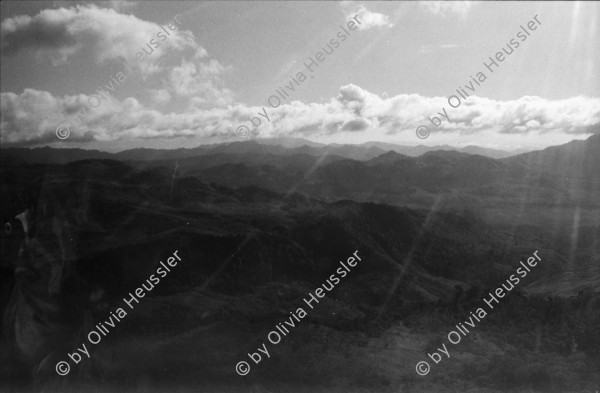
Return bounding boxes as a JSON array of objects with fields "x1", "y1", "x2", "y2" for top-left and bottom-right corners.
[
  {"x1": 1, "y1": 4, "x2": 199, "y2": 72},
  {"x1": 340, "y1": 2, "x2": 394, "y2": 30},
  {"x1": 1, "y1": 4, "x2": 234, "y2": 110},
  {"x1": 167, "y1": 59, "x2": 234, "y2": 107},
  {"x1": 2, "y1": 85, "x2": 599, "y2": 146}
]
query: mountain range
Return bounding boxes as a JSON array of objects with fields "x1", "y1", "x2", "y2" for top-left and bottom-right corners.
[
  {"x1": 1, "y1": 133, "x2": 599, "y2": 392},
  {"x1": 0, "y1": 137, "x2": 529, "y2": 165}
]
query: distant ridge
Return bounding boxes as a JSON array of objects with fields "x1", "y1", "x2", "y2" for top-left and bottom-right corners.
[
  {"x1": 0, "y1": 136, "x2": 575, "y2": 165},
  {"x1": 357, "y1": 141, "x2": 527, "y2": 159}
]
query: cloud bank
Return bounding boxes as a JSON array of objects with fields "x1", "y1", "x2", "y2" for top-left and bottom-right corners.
[{"x1": 2, "y1": 84, "x2": 598, "y2": 146}]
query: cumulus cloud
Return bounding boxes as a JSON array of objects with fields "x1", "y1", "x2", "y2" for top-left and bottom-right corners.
[
  {"x1": 0, "y1": 87, "x2": 238, "y2": 145},
  {"x1": 167, "y1": 59, "x2": 234, "y2": 108},
  {"x1": 1, "y1": 4, "x2": 200, "y2": 71},
  {"x1": 2, "y1": 85, "x2": 599, "y2": 146},
  {"x1": 340, "y1": 2, "x2": 394, "y2": 30},
  {"x1": 1, "y1": 4, "x2": 233, "y2": 108}
]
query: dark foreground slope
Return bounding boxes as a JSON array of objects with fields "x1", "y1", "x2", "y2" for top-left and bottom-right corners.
[{"x1": 1, "y1": 159, "x2": 598, "y2": 393}]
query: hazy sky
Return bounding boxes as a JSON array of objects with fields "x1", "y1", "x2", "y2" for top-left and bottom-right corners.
[{"x1": 1, "y1": 1, "x2": 599, "y2": 151}]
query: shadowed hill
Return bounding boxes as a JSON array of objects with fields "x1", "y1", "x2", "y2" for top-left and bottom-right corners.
[{"x1": 1, "y1": 156, "x2": 598, "y2": 392}]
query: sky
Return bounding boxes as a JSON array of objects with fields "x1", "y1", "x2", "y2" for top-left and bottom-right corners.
[{"x1": 1, "y1": 0, "x2": 599, "y2": 152}]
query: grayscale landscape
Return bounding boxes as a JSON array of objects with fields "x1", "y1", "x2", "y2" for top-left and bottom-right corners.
[{"x1": 1, "y1": 1, "x2": 599, "y2": 392}]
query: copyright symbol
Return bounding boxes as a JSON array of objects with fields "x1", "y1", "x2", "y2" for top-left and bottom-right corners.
[
  {"x1": 56, "y1": 124, "x2": 71, "y2": 140},
  {"x1": 56, "y1": 361, "x2": 70, "y2": 376},
  {"x1": 416, "y1": 125, "x2": 430, "y2": 139},
  {"x1": 236, "y1": 125, "x2": 250, "y2": 138},
  {"x1": 415, "y1": 361, "x2": 430, "y2": 376},
  {"x1": 235, "y1": 361, "x2": 250, "y2": 376}
]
